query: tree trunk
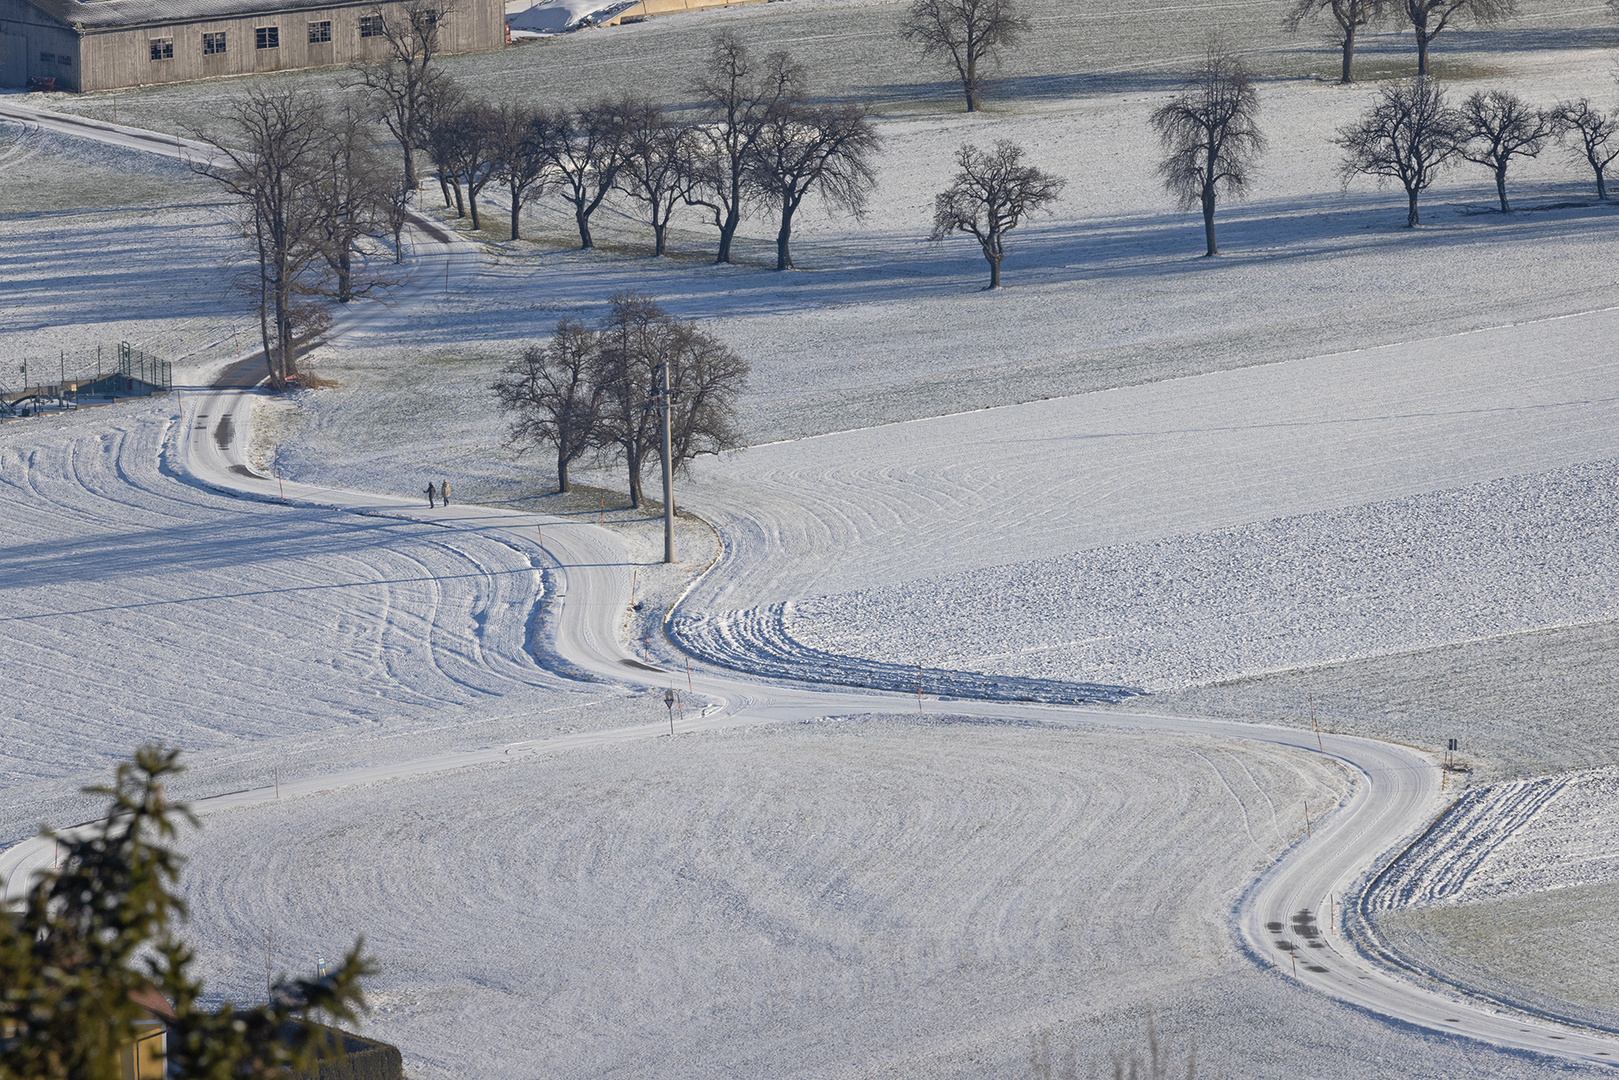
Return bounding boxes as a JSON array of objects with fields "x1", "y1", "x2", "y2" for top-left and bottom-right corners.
[
  {"x1": 775, "y1": 206, "x2": 793, "y2": 271},
  {"x1": 439, "y1": 175, "x2": 452, "y2": 210},
  {"x1": 469, "y1": 187, "x2": 481, "y2": 231},
  {"x1": 1406, "y1": 186, "x2": 1420, "y2": 227},
  {"x1": 716, "y1": 204, "x2": 741, "y2": 263},
  {"x1": 1341, "y1": 28, "x2": 1355, "y2": 84},
  {"x1": 510, "y1": 184, "x2": 523, "y2": 241},
  {"x1": 451, "y1": 179, "x2": 464, "y2": 218},
  {"x1": 1495, "y1": 167, "x2": 1509, "y2": 213},
  {"x1": 986, "y1": 251, "x2": 1001, "y2": 288},
  {"x1": 337, "y1": 248, "x2": 352, "y2": 303},
  {"x1": 1416, "y1": 32, "x2": 1429, "y2": 78},
  {"x1": 1598, "y1": 167, "x2": 1608, "y2": 201},
  {"x1": 964, "y1": 52, "x2": 978, "y2": 112},
  {"x1": 627, "y1": 458, "x2": 643, "y2": 508},
  {"x1": 401, "y1": 138, "x2": 416, "y2": 190},
  {"x1": 1202, "y1": 189, "x2": 1218, "y2": 256},
  {"x1": 556, "y1": 452, "x2": 570, "y2": 494},
  {"x1": 653, "y1": 219, "x2": 667, "y2": 256},
  {"x1": 258, "y1": 260, "x2": 273, "y2": 384}
]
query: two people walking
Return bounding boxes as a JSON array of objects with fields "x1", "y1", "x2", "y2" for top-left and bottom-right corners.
[{"x1": 425, "y1": 480, "x2": 450, "y2": 508}]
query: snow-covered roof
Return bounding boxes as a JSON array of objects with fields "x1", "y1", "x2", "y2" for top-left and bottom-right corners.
[{"x1": 25, "y1": 0, "x2": 387, "y2": 32}]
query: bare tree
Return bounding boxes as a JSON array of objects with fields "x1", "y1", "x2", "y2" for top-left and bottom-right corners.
[
  {"x1": 1149, "y1": 46, "x2": 1267, "y2": 257},
  {"x1": 689, "y1": 34, "x2": 805, "y2": 263},
  {"x1": 594, "y1": 292, "x2": 666, "y2": 508},
  {"x1": 930, "y1": 140, "x2": 1065, "y2": 288},
  {"x1": 1457, "y1": 89, "x2": 1553, "y2": 212},
  {"x1": 489, "y1": 102, "x2": 555, "y2": 241},
  {"x1": 1400, "y1": 0, "x2": 1516, "y2": 78},
  {"x1": 747, "y1": 101, "x2": 880, "y2": 270},
  {"x1": 428, "y1": 100, "x2": 499, "y2": 231},
  {"x1": 544, "y1": 100, "x2": 632, "y2": 250},
  {"x1": 664, "y1": 319, "x2": 748, "y2": 468},
  {"x1": 194, "y1": 89, "x2": 333, "y2": 388},
  {"x1": 1284, "y1": 0, "x2": 1389, "y2": 84},
  {"x1": 594, "y1": 293, "x2": 747, "y2": 507},
  {"x1": 617, "y1": 101, "x2": 699, "y2": 256},
  {"x1": 1337, "y1": 76, "x2": 1463, "y2": 226},
  {"x1": 1551, "y1": 98, "x2": 1619, "y2": 200},
  {"x1": 419, "y1": 75, "x2": 466, "y2": 213},
  {"x1": 492, "y1": 321, "x2": 607, "y2": 493},
  {"x1": 350, "y1": 0, "x2": 455, "y2": 191},
  {"x1": 310, "y1": 105, "x2": 397, "y2": 302},
  {"x1": 900, "y1": 0, "x2": 1031, "y2": 113}
]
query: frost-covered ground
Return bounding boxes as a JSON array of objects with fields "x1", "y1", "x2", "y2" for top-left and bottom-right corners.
[
  {"x1": 169, "y1": 714, "x2": 1479, "y2": 1080},
  {"x1": 0, "y1": 123, "x2": 255, "y2": 376},
  {"x1": 0, "y1": 391, "x2": 694, "y2": 846},
  {"x1": 1363, "y1": 768, "x2": 1619, "y2": 1031}
]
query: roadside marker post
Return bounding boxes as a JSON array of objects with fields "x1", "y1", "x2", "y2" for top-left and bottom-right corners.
[
  {"x1": 686, "y1": 657, "x2": 692, "y2": 691},
  {"x1": 1304, "y1": 803, "x2": 1312, "y2": 839},
  {"x1": 664, "y1": 687, "x2": 675, "y2": 736}
]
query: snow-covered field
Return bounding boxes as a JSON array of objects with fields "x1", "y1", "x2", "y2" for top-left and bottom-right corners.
[
  {"x1": 7, "y1": 0, "x2": 1619, "y2": 1074},
  {"x1": 1363, "y1": 769, "x2": 1619, "y2": 1030},
  {"x1": 169, "y1": 716, "x2": 1391, "y2": 1080}
]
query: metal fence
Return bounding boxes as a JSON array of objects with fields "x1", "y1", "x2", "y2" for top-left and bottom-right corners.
[
  {"x1": 0, "y1": 343, "x2": 173, "y2": 419},
  {"x1": 116, "y1": 342, "x2": 172, "y2": 393}
]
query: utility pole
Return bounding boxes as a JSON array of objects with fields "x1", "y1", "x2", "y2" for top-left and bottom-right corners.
[{"x1": 652, "y1": 361, "x2": 679, "y2": 564}]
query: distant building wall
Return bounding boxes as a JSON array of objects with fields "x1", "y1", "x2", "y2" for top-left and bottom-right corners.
[
  {"x1": 0, "y1": 0, "x2": 79, "y2": 88},
  {"x1": 0, "y1": 0, "x2": 503, "y2": 92}
]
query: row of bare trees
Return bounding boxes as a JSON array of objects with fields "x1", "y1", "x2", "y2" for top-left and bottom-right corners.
[
  {"x1": 194, "y1": 94, "x2": 407, "y2": 387},
  {"x1": 941, "y1": 43, "x2": 1613, "y2": 282},
  {"x1": 1337, "y1": 82, "x2": 1619, "y2": 225},
  {"x1": 1286, "y1": 0, "x2": 1518, "y2": 83},
  {"x1": 187, "y1": 0, "x2": 454, "y2": 387},
  {"x1": 491, "y1": 293, "x2": 749, "y2": 506},
  {"x1": 896, "y1": 0, "x2": 1528, "y2": 114},
  {"x1": 418, "y1": 36, "x2": 880, "y2": 271}
]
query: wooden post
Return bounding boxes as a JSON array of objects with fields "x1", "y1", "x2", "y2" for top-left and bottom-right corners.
[{"x1": 1304, "y1": 803, "x2": 1312, "y2": 838}]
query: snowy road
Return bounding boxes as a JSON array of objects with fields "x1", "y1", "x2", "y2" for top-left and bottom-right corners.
[{"x1": 2, "y1": 102, "x2": 1615, "y2": 1071}]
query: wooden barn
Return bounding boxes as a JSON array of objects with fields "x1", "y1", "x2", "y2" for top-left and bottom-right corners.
[{"x1": 0, "y1": 0, "x2": 503, "y2": 92}]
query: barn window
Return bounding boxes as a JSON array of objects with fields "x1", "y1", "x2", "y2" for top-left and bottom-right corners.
[
  {"x1": 359, "y1": 14, "x2": 384, "y2": 37},
  {"x1": 40, "y1": 51, "x2": 55, "y2": 63},
  {"x1": 202, "y1": 31, "x2": 226, "y2": 54},
  {"x1": 57, "y1": 54, "x2": 72, "y2": 66},
  {"x1": 148, "y1": 38, "x2": 173, "y2": 61},
  {"x1": 255, "y1": 25, "x2": 279, "y2": 49},
  {"x1": 308, "y1": 20, "x2": 331, "y2": 42}
]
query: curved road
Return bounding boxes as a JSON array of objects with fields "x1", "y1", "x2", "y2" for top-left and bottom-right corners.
[{"x1": 2, "y1": 99, "x2": 1615, "y2": 1072}]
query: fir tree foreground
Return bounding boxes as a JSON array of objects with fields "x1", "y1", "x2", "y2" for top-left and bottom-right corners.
[{"x1": 0, "y1": 745, "x2": 374, "y2": 1080}]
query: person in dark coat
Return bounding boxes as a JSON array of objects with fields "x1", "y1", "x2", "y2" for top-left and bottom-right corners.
[{"x1": 426, "y1": 483, "x2": 436, "y2": 508}]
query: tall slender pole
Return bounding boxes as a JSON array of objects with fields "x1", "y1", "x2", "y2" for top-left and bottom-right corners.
[{"x1": 659, "y1": 360, "x2": 674, "y2": 565}]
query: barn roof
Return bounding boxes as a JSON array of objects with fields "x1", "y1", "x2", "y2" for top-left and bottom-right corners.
[{"x1": 25, "y1": 0, "x2": 385, "y2": 31}]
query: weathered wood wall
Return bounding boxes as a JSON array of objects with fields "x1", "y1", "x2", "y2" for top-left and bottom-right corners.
[{"x1": 0, "y1": 0, "x2": 503, "y2": 92}]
